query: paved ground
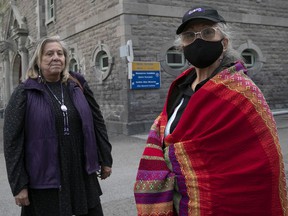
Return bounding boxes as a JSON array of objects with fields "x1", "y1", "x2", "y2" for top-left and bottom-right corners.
[
  {"x1": 0, "y1": 132, "x2": 145, "y2": 216},
  {"x1": 0, "y1": 114, "x2": 287, "y2": 216}
]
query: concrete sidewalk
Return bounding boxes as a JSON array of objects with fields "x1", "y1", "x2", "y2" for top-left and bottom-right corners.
[
  {"x1": 0, "y1": 134, "x2": 146, "y2": 216},
  {"x1": 0, "y1": 114, "x2": 287, "y2": 216}
]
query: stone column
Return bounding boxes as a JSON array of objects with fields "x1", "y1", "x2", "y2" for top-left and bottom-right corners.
[
  {"x1": 19, "y1": 47, "x2": 28, "y2": 80},
  {"x1": 18, "y1": 35, "x2": 29, "y2": 81},
  {"x1": 3, "y1": 50, "x2": 11, "y2": 105}
]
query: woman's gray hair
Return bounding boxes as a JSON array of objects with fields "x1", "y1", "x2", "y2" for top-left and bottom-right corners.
[
  {"x1": 174, "y1": 22, "x2": 243, "y2": 65},
  {"x1": 25, "y1": 35, "x2": 70, "y2": 82}
]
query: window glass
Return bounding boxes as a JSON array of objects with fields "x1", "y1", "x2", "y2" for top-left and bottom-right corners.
[
  {"x1": 69, "y1": 59, "x2": 78, "y2": 72},
  {"x1": 92, "y1": 43, "x2": 113, "y2": 81},
  {"x1": 166, "y1": 48, "x2": 185, "y2": 69},
  {"x1": 46, "y1": 0, "x2": 55, "y2": 22},
  {"x1": 99, "y1": 53, "x2": 108, "y2": 71},
  {"x1": 241, "y1": 50, "x2": 255, "y2": 68}
]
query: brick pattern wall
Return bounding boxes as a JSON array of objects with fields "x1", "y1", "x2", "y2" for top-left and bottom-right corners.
[{"x1": 1, "y1": 0, "x2": 287, "y2": 134}]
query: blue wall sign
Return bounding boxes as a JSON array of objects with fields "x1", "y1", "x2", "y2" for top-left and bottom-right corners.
[{"x1": 130, "y1": 62, "x2": 161, "y2": 90}]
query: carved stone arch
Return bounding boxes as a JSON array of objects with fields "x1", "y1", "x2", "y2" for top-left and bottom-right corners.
[
  {"x1": 159, "y1": 39, "x2": 189, "y2": 77},
  {"x1": 13, "y1": 19, "x2": 19, "y2": 29},
  {"x1": 68, "y1": 45, "x2": 86, "y2": 74},
  {"x1": 5, "y1": 4, "x2": 28, "y2": 39},
  {"x1": 91, "y1": 42, "x2": 114, "y2": 82},
  {"x1": 1, "y1": 3, "x2": 29, "y2": 103},
  {"x1": 68, "y1": 45, "x2": 81, "y2": 73},
  {"x1": 237, "y1": 39, "x2": 266, "y2": 76}
]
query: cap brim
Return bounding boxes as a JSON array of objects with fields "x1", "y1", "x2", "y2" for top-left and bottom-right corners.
[{"x1": 176, "y1": 17, "x2": 225, "y2": 34}]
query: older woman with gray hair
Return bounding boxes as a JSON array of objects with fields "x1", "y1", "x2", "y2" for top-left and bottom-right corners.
[
  {"x1": 4, "y1": 36, "x2": 113, "y2": 216},
  {"x1": 134, "y1": 6, "x2": 287, "y2": 216}
]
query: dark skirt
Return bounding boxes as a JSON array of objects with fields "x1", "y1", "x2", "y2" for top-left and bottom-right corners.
[{"x1": 21, "y1": 186, "x2": 103, "y2": 216}]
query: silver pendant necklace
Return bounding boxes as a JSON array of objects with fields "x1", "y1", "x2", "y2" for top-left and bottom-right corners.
[
  {"x1": 61, "y1": 104, "x2": 67, "y2": 112},
  {"x1": 45, "y1": 82, "x2": 70, "y2": 135},
  {"x1": 45, "y1": 82, "x2": 67, "y2": 111}
]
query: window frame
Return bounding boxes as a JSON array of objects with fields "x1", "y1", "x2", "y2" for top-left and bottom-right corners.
[
  {"x1": 237, "y1": 40, "x2": 266, "y2": 76},
  {"x1": 91, "y1": 43, "x2": 113, "y2": 82},
  {"x1": 159, "y1": 40, "x2": 189, "y2": 77},
  {"x1": 166, "y1": 49, "x2": 185, "y2": 68},
  {"x1": 99, "y1": 53, "x2": 109, "y2": 72},
  {"x1": 69, "y1": 58, "x2": 79, "y2": 72},
  {"x1": 45, "y1": 0, "x2": 55, "y2": 24},
  {"x1": 241, "y1": 51, "x2": 255, "y2": 68}
]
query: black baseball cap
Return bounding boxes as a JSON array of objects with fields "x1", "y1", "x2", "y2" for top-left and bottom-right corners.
[{"x1": 176, "y1": 6, "x2": 226, "y2": 34}]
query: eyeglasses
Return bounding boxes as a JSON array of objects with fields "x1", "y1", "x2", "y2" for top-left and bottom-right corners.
[{"x1": 180, "y1": 27, "x2": 219, "y2": 44}]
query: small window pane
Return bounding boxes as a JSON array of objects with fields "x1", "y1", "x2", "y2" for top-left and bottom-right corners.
[
  {"x1": 99, "y1": 53, "x2": 108, "y2": 72},
  {"x1": 46, "y1": 0, "x2": 55, "y2": 20},
  {"x1": 102, "y1": 56, "x2": 108, "y2": 68},
  {"x1": 69, "y1": 59, "x2": 78, "y2": 72},
  {"x1": 241, "y1": 50, "x2": 255, "y2": 68},
  {"x1": 167, "y1": 53, "x2": 183, "y2": 64},
  {"x1": 243, "y1": 54, "x2": 252, "y2": 64},
  {"x1": 51, "y1": 8, "x2": 54, "y2": 17},
  {"x1": 73, "y1": 64, "x2": 78, "y2": 72},
  {"x1": 166, "y1": 48, "x2": 185, "y2": 69}
]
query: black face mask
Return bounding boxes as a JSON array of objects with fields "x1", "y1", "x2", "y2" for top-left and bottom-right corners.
[{"x1": 183, "y1": 38, "x2": 223, "y2": 68}]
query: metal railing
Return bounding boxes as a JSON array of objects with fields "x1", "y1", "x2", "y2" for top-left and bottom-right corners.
[{"x1": 272, "y1": 109, "x2": 288, "y2": 116}]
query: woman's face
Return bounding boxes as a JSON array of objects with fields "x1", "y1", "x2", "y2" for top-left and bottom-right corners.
[{"x1": 40, "y1": 42, "x2": 65, "y2": 81}]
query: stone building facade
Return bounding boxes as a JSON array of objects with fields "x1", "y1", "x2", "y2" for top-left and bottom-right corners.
[{"x1": 0, "y1": 0, "x2": 287, "y2": 135}]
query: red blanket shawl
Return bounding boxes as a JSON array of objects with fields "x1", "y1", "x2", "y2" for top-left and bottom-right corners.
[{"x1": 134, "y1": 62, "x2": 288, "y2": 216}]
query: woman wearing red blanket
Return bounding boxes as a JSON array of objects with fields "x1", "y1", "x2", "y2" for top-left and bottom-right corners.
[{"x1": 134, "y1": 5, "x2": 288, "y2": 216}]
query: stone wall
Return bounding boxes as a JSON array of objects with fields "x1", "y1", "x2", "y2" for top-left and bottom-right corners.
[
  {"x1": 120, "y1": 1, "x2": 288, "y2": 133},
  {"x1": 0, "y1": 0, "x2": 287, "y2": 134}
]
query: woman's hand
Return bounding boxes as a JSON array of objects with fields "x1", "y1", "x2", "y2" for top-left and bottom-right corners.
[
  {"x1": 15, "y1": 189, "x2": 30, "y2": 207},
  {"x1": 100, "y1": 166, "x2": 112, "y2": 180}
]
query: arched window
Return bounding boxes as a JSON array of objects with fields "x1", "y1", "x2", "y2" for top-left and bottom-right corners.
[
  {"x1": 238, "y1": 40, "x2": 266, "y2": 75},
  {"x1": 166, "y1": 47, "x2": 185, "y2": 69},
  {"x1": 241, "y1": 49, "x2": 255, "y2": 68},
  {"x1": 98, "y1": 51, "x2": 109, "y2": 72},
  {"x1": 91, "y1": 43, "x2": 113, "y2": 81},
  {"x1": 159, "y1": 40, "x2": 189, "y2": 76},
  {"x1": 69, "y1": 58, "x2": 78, "y2": 72}
]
